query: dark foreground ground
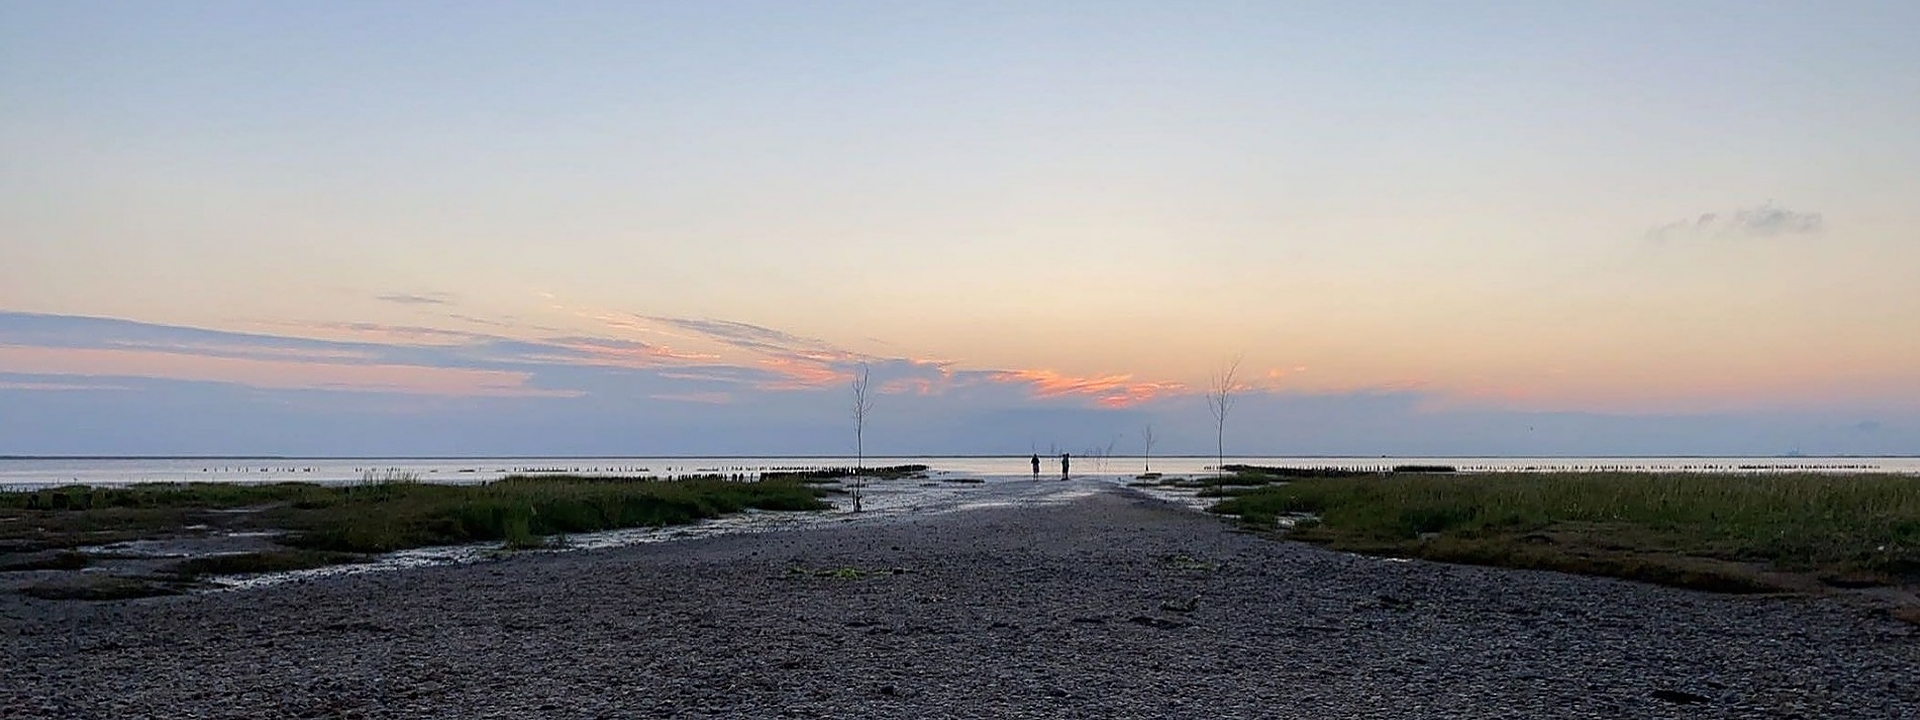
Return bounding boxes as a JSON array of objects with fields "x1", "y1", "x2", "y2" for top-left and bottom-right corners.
[{"x1": 3, "y1": 482, "x2": 1916, "y2": 719}]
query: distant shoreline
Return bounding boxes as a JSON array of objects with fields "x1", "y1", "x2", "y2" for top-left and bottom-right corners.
[{"x1": 5, "y1": 453, "x2": 1917, "y2": 461}]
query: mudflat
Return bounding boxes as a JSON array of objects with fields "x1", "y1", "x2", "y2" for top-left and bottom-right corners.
[{"x1": 4, "y1": 482, "x2": 1916, "y2": 719}]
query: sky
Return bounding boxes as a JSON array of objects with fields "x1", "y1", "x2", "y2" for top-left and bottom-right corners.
[{"x1": 3, "y1": 1, "x2": 1918, "y2": 457}]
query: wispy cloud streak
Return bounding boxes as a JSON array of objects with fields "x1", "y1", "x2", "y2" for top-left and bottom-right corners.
[
  {"x1": 1647, "y1": 202, "x2": 1825, "y2": 242},
  {"x1": 0, "y1": 345, "x2": 576, "y2": 397},
  {"x1": 0, "y1": 380, "x2": 130, "y2": 391},
  {"x1": 0, "y1": 310, "x2": 1212, "y2": 411},
  {"x1": 375, "y1": 292, "x2": 456, "y2": 306}
]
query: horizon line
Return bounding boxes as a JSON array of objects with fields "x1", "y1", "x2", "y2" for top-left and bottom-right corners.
[{"x1": 4, "y1": 454, "x2": 1914, "y2": 461}]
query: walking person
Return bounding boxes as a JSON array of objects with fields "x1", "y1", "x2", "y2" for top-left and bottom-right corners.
[
  {"x1": 1030, "y1": 453, "x2": 1040, "y2": 479},
  {"x1": 1060, "y1": 452, "x2": 1070, "y2": 480}
]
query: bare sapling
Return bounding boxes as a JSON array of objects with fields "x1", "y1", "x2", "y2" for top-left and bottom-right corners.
[
  {"x1": 1206, "y1": 358, "x2": 1241, "y2": 478},
  {"x1": 1141, "y1": 424, "x2": 1156, "y2": 473},
  {"x1": 851, "y1": 364, "x2": 874, "y2": 513}
]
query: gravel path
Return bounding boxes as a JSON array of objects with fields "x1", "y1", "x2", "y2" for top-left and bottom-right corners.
[{"x1": 4, "y1": 480, "x2": 1916, "y2": 719}]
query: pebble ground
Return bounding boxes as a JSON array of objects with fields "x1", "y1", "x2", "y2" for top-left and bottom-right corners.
[{"x1": 4, "y1": 482, "x2": 1916, "y2": 719}]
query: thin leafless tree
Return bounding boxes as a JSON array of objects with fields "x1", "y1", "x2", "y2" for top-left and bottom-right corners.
[
  {"x1": 1085, "y1": 436, "x2": 1117, "y2": 475},
  {"x1": 851, "y1": 364, "x2": 874, "y2": 513},
  {"x1": 1141, "y1": 424, "x2": 1156, "y2": 473},
  {"x1": 1206, "y1": 358, "x2": 1241, "y2": 478}
]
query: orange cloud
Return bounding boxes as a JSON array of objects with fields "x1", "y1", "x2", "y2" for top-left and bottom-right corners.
[
  {"x1": 880, "y1": 378, "x2": 940, "y2": 395},
  {"x1": 990, "y1": 369, "x2": 1186, "y2": 408},
  {"x1": 877, "y1": 357, "x2": 957, "y2": 395},
  {"x1": 755, "y1": 357, "x2": 847, "y2": 390},
  {"x1": 0, "y1": 345, "x2": 577, "y2": 398}
]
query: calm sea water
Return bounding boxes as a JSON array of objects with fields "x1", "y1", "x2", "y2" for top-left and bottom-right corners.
[{"x1": 2, "y1": 455, "x2": 1916, "y2": 489}]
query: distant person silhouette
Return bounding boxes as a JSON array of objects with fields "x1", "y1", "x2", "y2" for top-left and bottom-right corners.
[
  {"x1": 1030, "y1": 454, "x2": 1040, "y2": 479},
  {"x1": 1061, "y1": 452, "x2": 1071, "y2": 480}
]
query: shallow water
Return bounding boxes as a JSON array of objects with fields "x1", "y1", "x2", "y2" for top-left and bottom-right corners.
[
  {"x1": 6, "y1": 455, "x2": 1913, "y2": 489},
  {"x1": 212, "y1": 472, "x2": 1181, "y2": 591}
]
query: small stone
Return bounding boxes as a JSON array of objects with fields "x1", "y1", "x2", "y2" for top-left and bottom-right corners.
[{"x1": 1651, "y1": 689, "x2": 1711, "y2": 704}]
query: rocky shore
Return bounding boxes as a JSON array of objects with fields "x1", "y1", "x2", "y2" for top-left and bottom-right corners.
[{"x1": 4, "y1": 481, "x2": 1916, "y2": 718}]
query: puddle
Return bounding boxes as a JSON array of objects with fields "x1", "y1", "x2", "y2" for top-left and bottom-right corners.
[
  {"x1": 81, "y1": 539, "x2": 208, "y2": 559},
  {"x1": 1114, "y1": 477, "x2": 1223, "y2": 514}
]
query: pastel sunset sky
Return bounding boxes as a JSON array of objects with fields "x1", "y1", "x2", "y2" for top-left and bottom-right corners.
[{"x1": 4, "y1": 2, "x2": 1917, "y2": 456}]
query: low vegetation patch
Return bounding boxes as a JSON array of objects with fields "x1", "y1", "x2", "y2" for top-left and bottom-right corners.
[
  {"x1": 22, "y1": 576, "x2": 182, "y2": 601},
  {"x1": 1220, "y1": 464, "x2": 1378, "y2": 479},
  {"x1": 0, "y1": 550, "x2": 91, "y2": 572},
  {"x1": 3, "y1": 476, "x2": 830, "y2": 581},
  {"x1": 3, "y1": 482, "x2": 339, "y2": 513},
  {"x1": 283, "y1": 475, "x2": 828, "y2": 553},
  {"x1": 1391, "y1": 464, "x2": 1458, "y2": 473},
  {"x1": 1211, "y1": 472, "x2": 1920, "y2": 592},
  {"x1": 1155, "y1": 466, "x2": 1383, "y2": 492},
  {"x1": 1154, "y1": 473, "x2": 1284, "y2": 490},
  {"x1": 762, "y1": 465, "x2": 929, "y2": 483}
]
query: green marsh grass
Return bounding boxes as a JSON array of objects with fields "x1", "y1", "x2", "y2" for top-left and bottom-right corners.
[
  {"x1": 1211, "y1": 472, "x2": 1920, "y2": 591},
  {"x1": 0, "y1": 482, "x2": 340, "y2": 552},
  {"x1": 2, "y1": 475, "x2": 828, "y2": 563},
  {"x1": 284, "y1": 474, "x2": 828, "y2": 553}
]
